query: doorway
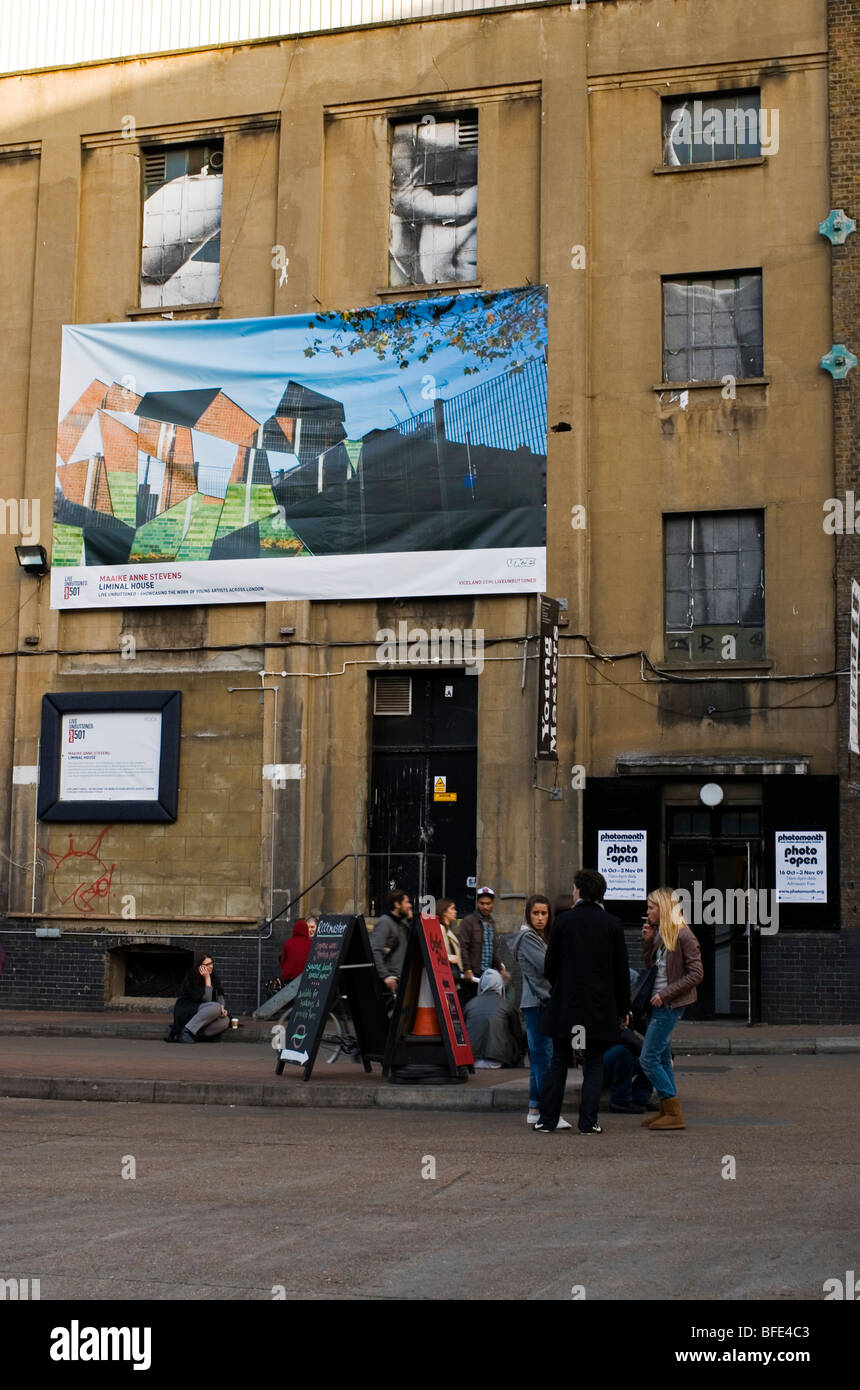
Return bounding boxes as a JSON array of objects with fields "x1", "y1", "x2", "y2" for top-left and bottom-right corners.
[
  {"x1": 369, "y1": 671, "x2": 477, "y2": 917},
  {"x1": 667, "y1": 804, "x2": 763, "y2": 1018}
]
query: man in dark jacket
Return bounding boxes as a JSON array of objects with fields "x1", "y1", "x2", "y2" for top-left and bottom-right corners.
[
  {"x1": 370, "y1": 889, "x2": 413, "y2": 995},
  {"x1": 458, "y1": 887, "x2": 510, "y2": 998},
  {"x1": 535, "y1": 869, "x2": 630, "y2": 1135}
]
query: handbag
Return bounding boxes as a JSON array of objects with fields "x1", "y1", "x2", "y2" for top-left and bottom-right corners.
[{"x1": 631, "y1": 965, "x2": 657, "y2": 1033}]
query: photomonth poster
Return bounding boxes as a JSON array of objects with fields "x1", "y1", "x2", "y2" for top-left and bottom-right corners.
[
  {"x1": 598, "y1": 830, "x2": 648, "y2": 901},
  {"x1": 775, "y1": 832, "x2": 827, "y2": 904},
  {"x1": 51, "y1": 286, "x2": 548, "y2": 609}
]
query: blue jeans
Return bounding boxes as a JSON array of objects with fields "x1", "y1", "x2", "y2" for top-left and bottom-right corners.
[
  {"x1": 639, "y1": 1006, "x2": 685, "y2": 1099},
  {"x1": 522, "y1": 1006, "x2": 553, "y2": 1108},
  {"x1": 602, "y1": 1045, "x2": 653, "y2": 1107}
]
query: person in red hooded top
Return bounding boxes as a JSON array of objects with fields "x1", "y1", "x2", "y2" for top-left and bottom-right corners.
[{"x1": 280, "y1": 917, "x2": 317, "y2": 983}]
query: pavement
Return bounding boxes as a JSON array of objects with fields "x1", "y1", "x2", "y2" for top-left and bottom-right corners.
[
  {"x1": 2, "y1": 1052, "x2": 859, "y2": 1301},
  {"x1": 0, "y1": 1008, "x2": 858, "y2": 1111}
]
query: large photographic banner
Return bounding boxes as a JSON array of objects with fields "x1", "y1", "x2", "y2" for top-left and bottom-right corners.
[{"x1": 51, "y1": 286, "x2": 547, "y2": 609}]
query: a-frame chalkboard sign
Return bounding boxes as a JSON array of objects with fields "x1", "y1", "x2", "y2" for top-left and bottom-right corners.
[
  {"x1": 383, "y1": 915, "x2": 474, "y2": 1082},
  {"x1": 275, "y1": 914, "x2": 388, "y2": 1081}
]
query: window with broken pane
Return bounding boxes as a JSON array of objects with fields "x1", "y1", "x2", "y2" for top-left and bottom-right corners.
[
  {"x1": 662, "y1": 91, "x2": 761, "y2": 166},
  {"x1": 140, "y1": 143, "x2": 223, "y2": 307},
  {"x1": 389, "y1": 111, "x2": 478, "y2": 286},
  {"x1": 664, "y1": 511, "x2": 765, "y2": 631},
  {"x1": 662, "y1": 272, "x2": 763, "y2": 383}
]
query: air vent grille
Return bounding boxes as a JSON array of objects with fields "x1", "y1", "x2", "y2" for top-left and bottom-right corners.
[
  {"x1": 458, "y1": 114, "x2": 479, "y2": 147},
  {"x1": 144, "y1": 152, "x2": 167, "y2": 185},
  {"x1": 374, "y1": 675, "x2": 412, "y2": 716}
]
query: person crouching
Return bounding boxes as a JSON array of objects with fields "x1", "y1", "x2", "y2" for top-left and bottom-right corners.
[{"x1": 464, "y1": 969, "x2": 524, "y2": 1069}]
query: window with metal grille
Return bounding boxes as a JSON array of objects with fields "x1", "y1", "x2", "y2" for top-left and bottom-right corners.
[
  {"x1": 140, "y1": 142, "x2": 223, "y2": 308},
  {"x1": 662, "y1": 272, "x2": 763, "y2": 383},
  {"x1": 665, "y1": 511, "x2": 765, "y2": 630},
  {"x1": 373, "y1": 675, "x2": 412, "y2": 716},
  {"x1": 662, "y1": 91, "x2": 761, "y2": 166},
  {"x1": 389, "y1": 110, "x2": 478, "y2": 286}
]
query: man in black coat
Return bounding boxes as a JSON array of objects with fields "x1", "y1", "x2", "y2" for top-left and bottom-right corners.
[{"x1": 535, "y1": 868, "x2": 630, "y2": 1135}]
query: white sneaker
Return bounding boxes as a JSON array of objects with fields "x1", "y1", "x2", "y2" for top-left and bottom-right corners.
[
  {"x1": 527, "y1": 1109, "x2": 541, "y2": 1125},
  {"x1": 556, "y1": 1118, "x2": 572, "y2": 1130}
]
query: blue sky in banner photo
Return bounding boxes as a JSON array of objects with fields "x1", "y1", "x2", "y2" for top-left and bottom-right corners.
[{"x1": 59, "y1": 287, "x2": 548, "y2": 445}]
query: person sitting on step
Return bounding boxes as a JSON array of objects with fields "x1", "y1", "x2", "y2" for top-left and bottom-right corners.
[{"x1": 168, "y1": 953, "x2": 231, "y2": 1043}]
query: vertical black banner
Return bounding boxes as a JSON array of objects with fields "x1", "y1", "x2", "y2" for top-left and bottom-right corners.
[{"x1": 537, "y1": 596, "x2": 559, "y2": 761}]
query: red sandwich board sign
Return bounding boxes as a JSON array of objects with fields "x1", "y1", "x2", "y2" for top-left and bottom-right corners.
[
  {"x1": 383, "y1": 915, "x2": 474, "y2": 1079},
  {"x1": 421, "y1": 915, "x2": 473, "y2": 1067}
]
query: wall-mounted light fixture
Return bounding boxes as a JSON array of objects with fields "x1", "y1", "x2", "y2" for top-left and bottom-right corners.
[
  {"x1": 15, "y1": 545, "x2": 50, "y2": 577},
  {"x1": 699, "y1": 781, "x2": 724, "y2": 808}
]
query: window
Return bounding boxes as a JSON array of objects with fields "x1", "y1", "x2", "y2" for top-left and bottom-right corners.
[
  {"x1": 389, "y1": 111, "x2": 478, "y2": 286},
  {"x1": 664, "y1": 511, "x2": 765, "y2": 663},
  {"x1": 667, "y1": 807, "x2": 761, "y2": 838},
  {"x1": 662, "y1": 272, "x2": 763, "y2": 383},
  {"x1": 662, "y1": 91, "x2": 761, "y2": 166},
  {"x1": 140, "y1": 142, "x2": 223, "y2": 308}
]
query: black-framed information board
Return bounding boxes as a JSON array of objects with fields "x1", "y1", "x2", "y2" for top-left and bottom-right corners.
[{"x1": 37, "y1": 691, "x2": 181, "y2": 823}]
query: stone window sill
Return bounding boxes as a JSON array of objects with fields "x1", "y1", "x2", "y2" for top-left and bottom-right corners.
[
  {"x1": 653, "y1": 377, "x2": 769, "y2": 393},
  {"x1": 653, "y1": 157, "x2": 767, "y2": 175},
  {"x1": 375, "y1": 280, "x2": 482, "y2": 299},
  {"x1": 658, "y1": 658, "x2": 772, "y2": 673},
  {"x1": 126, "y1": 302, "x2": 222, "y2": 318}
]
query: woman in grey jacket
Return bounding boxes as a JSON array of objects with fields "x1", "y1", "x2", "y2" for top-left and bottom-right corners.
[{"x1": 512, "y1": 896, "x2": 561, "y2": 1125}]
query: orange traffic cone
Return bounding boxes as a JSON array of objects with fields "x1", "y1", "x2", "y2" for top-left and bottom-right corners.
[{"x1": 411, "y1": 969, "x2": 441, "y2": 1038}]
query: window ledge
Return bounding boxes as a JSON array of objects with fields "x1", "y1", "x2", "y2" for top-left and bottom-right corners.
[
  {"x1": 653, "y1": 156, "x2": 767, "y2": 176},
  {"x1": 126, "y1": 302, "x2": 222, "y2": 318},
  {"x1": 659, "y1": 658, "x2": 773, "y2": 673},
  {"x1": 653, "y1": 377, "x2": 769, "y2": 393},
  {"x1": 375, "y1": 280, "x2": 482, "y2": 299}
]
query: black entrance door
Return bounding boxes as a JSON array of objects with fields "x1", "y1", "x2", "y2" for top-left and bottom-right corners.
[
  {"x1": 667, "y1": 805, "x2": 763, "y2": 1019},
  {"x1": 369, "y1": 671, "x2": 477, "y2": 917}
]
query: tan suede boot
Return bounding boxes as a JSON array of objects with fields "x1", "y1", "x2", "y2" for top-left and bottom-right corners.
[
  {"x1": 641, "y1": 1099, "x2": 667, "y2": 1127},
  {"x1": 648, "y1": 1097, "x2": 686, "y2": 1130}
]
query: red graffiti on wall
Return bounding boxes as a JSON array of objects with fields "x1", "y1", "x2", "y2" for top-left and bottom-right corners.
[{"x1": 38, "y1": 826, "x2": 115, "y2": 915}]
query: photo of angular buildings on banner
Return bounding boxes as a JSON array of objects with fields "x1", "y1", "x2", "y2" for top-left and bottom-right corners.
[{"x1": 52, "y1": 285, "x2": 547, "y2": 608}]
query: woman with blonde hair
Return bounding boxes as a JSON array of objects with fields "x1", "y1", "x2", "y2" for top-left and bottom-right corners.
[{"x1": 639, "y1": 887, "x2": 704, "y2": 1131}]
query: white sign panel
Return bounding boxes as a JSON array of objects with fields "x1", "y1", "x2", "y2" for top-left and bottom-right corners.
[
  {"x1": 60, "y1": 711, "x2": 162, "y2": 801},
  {"x1": 775, "y1": 831, "x2": 827, "y2": 904},
  {"x1": 598, "y1": 830, "x2": 647, "y2": 900},
  {"x1": 850, "y1": 579, "x2": 860, "y2": 756}
]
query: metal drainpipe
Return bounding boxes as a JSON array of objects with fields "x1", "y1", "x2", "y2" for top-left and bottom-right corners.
[
  {"x1": 227, "y1": 681, "x2": 280, "y2": 1007},
  {"x1": 31, "y1": 736, "x2": 41, "y2": 914}
]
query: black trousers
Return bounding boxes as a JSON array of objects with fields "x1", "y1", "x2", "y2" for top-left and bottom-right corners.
[{"x1": 538, "y1": 1036, "x2": 609, "y2": 1131}]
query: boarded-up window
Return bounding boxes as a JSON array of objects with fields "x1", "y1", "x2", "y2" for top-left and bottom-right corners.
[
  {"x1": 389, "y1": 112, "x2": 478, "y2": 286},
  {"x1": 665, "y1": 511, "x2": 765, "y2": 630},
  {"x1": 662, "y1": 272, "x2": 763, "y2": 383},
  {"x1": 140, "y1": 143, "x2": 223, "y2": 307}
]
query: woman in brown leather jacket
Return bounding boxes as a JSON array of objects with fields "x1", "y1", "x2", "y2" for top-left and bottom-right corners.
[{"x1": 639, "y1": 887, "x2": 704, "y2": 1131}]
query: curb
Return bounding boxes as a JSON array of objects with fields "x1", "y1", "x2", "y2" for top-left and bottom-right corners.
[
  {"x1": 0, "y1": 1021, "x2": 273, "y2": 1044},
  {"x1": 2, "y1": 1038, "x2": 857, "y2": 1112}
]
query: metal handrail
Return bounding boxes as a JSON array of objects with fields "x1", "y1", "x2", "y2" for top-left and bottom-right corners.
[{"x1": 267, "y1": 850, "x2": 448, "y2": 928}]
